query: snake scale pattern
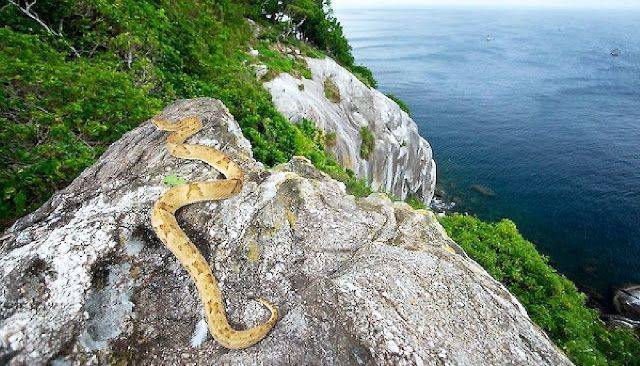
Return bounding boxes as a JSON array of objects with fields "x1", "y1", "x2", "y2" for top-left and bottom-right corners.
[{"x1": 150, "y1": 116, "x2": 278, "y2": 349}]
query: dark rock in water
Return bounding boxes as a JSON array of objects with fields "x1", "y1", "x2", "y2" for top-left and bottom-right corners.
[
  {"x1": 614, "y1": 285, "x2": 640, "y2": 321},
  {"x1": 470, "y1": 184, "x2": 496, "y2": 197},
  {"x1": 430, "y1": 195, "x2": 456, "y2": 213},
  {"x1": 604, "y1": 314, "x2": 640, "y2": 330}
]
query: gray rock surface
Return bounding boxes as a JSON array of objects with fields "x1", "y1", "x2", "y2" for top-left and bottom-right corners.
[
  {"x1": 0, "y1": 98, "x2": 571, "y2": 366},
  {"x1": 614, "y1": 285, "x2": 640, "y2": 322},
  {"x1": 265, "y1": 57, "x2": 437, "y2": 204}
]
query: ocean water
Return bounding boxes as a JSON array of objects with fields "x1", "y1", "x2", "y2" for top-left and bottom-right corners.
[{"x1": 336, "y1": 7, "x2": 640, "y2": 305}]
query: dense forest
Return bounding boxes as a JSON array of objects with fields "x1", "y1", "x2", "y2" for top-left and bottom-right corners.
[{"x1": 1, "y1": 0, "x2": 638, "y2": 364}]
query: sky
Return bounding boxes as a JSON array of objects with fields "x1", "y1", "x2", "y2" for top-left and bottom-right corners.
[{"x1": 333, "y1": 0, "x2": 640, "y2": 9}]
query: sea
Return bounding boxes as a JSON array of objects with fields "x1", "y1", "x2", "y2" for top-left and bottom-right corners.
[{"x1": 336, "y1": 6, "x2": 640, "y2": 307}]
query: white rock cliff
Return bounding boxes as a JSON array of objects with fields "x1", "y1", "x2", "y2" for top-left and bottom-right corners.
[
  {"x1": 265, "y1": 57, "x2": 437, "y2": 204},
  {"x1": 0, "y1": 99, "x2": 571, "y2": 365}
]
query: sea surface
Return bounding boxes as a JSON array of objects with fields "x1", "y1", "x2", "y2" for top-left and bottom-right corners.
[{"x1": 336, "y1": 6, "x2": 640, "y2": 305}]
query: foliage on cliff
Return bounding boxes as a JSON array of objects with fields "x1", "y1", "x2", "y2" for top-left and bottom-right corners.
[
  {"x1": 0, "y1": 0, "x2": 373, "y2": 228},
  {"x1": 441, "y1": 214, "x2": 640, "y2": 366},
  {"x1": 250, "y1": 0, "x2": 376, "y2": 87}
]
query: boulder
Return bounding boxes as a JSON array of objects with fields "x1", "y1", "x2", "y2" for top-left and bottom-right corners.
[
  {"x1": 614, "y1": 285, "x2": 640, "y2": 321},
  {"x1": 0, "y1": 98, "x2": 571, "y2": 365}
]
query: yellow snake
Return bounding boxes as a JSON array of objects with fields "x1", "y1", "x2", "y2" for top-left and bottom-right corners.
[{"x1": 150, "y1": 116, "x2": 278, "y2": 349}]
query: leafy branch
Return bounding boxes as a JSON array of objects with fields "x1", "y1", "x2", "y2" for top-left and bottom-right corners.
[{"x1": 8, "y1": 0, "x2": 81, "y2": 58}]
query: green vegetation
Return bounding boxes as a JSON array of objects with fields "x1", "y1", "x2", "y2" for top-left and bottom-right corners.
[
  {"x1": 406, "y1": 196, "x2": 426, "y2": 210},
  {"x1": 3, "y1": 2, "x2": 638, "y2": 364},
  {"x1": 256, "y1": 0, "x2": 376, "y2": 87},
  {"x1": 440, "y1": 214, "x2": 640, "y2": 366},
  {"x1": 0, "y1": 0, "x2": 376, "y2": 228},
  {"x1": 163, "y1": 174, "x2": 187, "y2": 187},
  {"x1": 323, "y1": 78, "x2": 341, "y2": 103},
  {"x1": 254, "y1": 41, "x2": 312, "y2": 81},
  {"x1": 386, "y1": 94, "x2": 411, "y2": 115},
  {"x1": 359, "y1": 126, "x2": 375, "y2": 159}
]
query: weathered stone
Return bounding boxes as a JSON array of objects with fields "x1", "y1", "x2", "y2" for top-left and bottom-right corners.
[
  {"x1": 265, "y1": 57, "x2": 437, "y2": 204},
  {"x1": 0, "y1": 98, "x2": 571, "y2": 366},
  {"x1": 614, "y1": 285, "x2": 640, "y2": 321},
  {"x1": 604, "y1": 314, "x2": 640, "y2": 330}
]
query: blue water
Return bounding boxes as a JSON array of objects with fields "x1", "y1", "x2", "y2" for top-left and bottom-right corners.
[{"x1": 336, "y1": 7, "x2": 640, "y2": 304}]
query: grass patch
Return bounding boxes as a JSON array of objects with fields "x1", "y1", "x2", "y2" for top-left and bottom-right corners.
[
  {"x1": 359, "y1": 126, "x2": 375, "y2": 160},
  {"x1": 440, "y1": 214, "x2": 640, "y2": 366},
  {"x1": 323, "y1": 78, "x2": 341, "y2": 103}
]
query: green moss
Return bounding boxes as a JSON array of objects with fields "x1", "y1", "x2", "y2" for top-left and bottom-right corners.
[
  {"x1": 323, "y1": 78, "x2": 341, "y2": 103},
  {"x1": 440, "y1": 214, "x2": 640, "y2": 366},
  {"x1": 359, "y1": 126, "x2": 375, "y2": 159}
]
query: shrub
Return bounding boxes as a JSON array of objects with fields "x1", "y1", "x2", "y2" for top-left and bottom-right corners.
[
  {"x1": 0, "y1": 29, "x2": 162, "y2": 226},
  {"x1": 351, "y1": 65, "x2": 378, "y2": 88},
  {"x1": 256, "y1": 41, "x2": 312, "y2": 80},
  {"x1": 440, "y1": 214, "x2": 640, "y2": 366},
  {"x1": 386, "y1": 94, "x2": 411, "y2": 115},
  {"x1": 359, "y1": 126, "x2": 375, "y2": 159},
  {"x1": 323, "y1": 78, "x2": 341, "y2": 103}
]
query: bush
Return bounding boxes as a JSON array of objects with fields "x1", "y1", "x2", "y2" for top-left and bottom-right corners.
[
  {"x1": 359, "y1": 126, "x2": 375, "y2": 159},
  {"x1": 440, "y1": 214, "x2": 640, "y2": 366},
  {"x1": 0, "y1": 29, "x2": 162, "y2": 226},
  {"x1": 386, "y1": 94, "x2": 411, "y2": 115},
  {"x1": 351, "y1": 65, "x2": 378, "y2": 88},
  {"x1": 255, "y1": 41, "x2": 312, "y2": 80}
]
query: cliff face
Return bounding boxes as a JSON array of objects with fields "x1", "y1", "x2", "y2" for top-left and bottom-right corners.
[
  {"x1": 0, "y1": 99, "x2": 570, "y2": 366},
  {"x1": 265, "y1": 57, "x2": 437, "y2": 204}
]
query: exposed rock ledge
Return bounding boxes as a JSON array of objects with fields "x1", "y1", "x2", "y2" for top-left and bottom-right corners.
[
  {"x1": 0, "y1": 99, "x2": 570, "y2": 365},
  {"x1": 265, "y1": 57, "x2": 437, "y2": 204}
]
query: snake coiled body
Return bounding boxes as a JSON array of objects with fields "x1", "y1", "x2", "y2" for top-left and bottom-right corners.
[{"x1": 150, "y1": 117, "x2": 278, "y2": 349}]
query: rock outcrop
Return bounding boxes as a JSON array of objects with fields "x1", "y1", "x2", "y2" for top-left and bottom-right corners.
[
  {"x1": 614, "y1": 285, "x2": 640, "y2": 322},
  {"x1": 265, "y1": 57, "x2": 437, "y2": 204},
  {"x1": 0, "y1": 99, "x2": 571, "y2": 365}
]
